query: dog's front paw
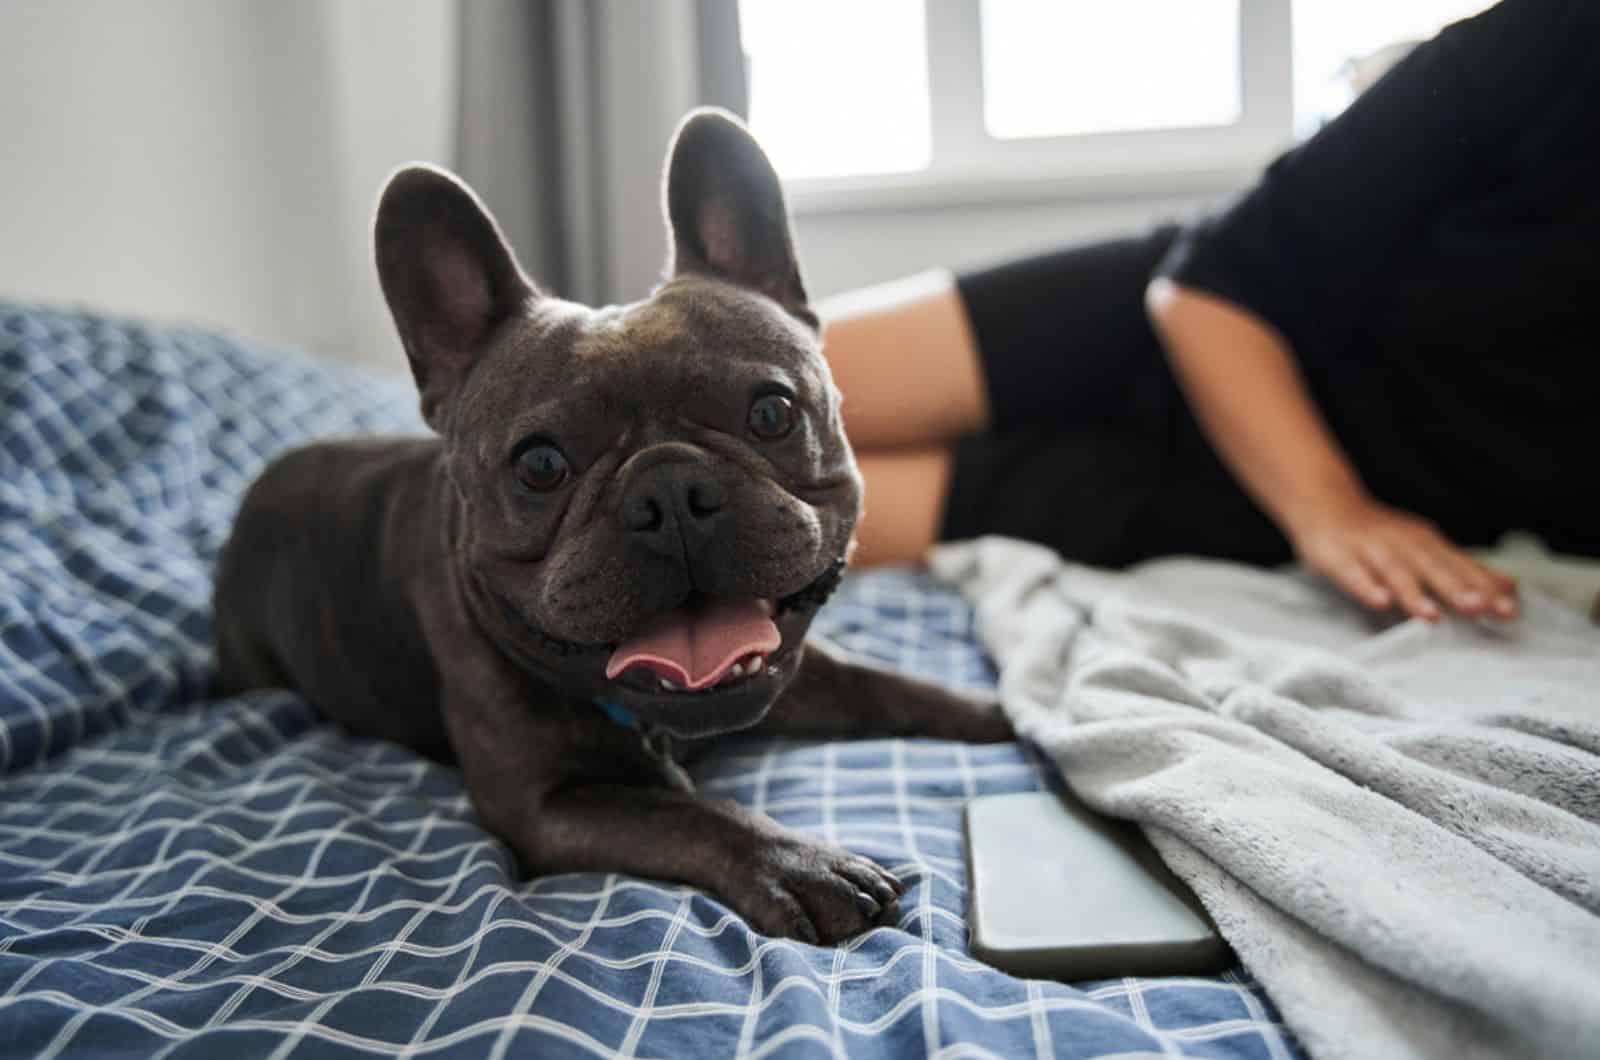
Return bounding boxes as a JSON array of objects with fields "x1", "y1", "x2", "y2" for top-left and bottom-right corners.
[{"x1": 728, "y1": 837, "x2": 904, "y2": 944}]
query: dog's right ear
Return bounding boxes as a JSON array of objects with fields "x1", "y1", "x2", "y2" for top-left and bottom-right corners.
[{"x1": 374, "y1": 165, "x2": 535, "y2": 430}]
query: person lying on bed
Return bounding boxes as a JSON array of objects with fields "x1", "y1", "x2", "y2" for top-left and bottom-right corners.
[{"x1": 822, "y1": 0, "x2": 1597, "y2": 624}]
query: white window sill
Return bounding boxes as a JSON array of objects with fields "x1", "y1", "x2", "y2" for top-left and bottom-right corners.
[{"x1": 784, "y1": 159, "x2": 1263, "y2": 217}]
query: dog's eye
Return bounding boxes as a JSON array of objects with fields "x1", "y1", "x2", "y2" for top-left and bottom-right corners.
[
  {"x1": 747, "y1": 393, "x2": 796, "y2": 441},
  {"x1": 513, "y1": 443, "x2": 570, "y2": 492}
]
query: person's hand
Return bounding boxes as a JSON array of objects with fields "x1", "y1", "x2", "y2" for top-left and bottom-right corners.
[{"x1": 1287, "y1": 494, "x2": 1518, "y2": 622}]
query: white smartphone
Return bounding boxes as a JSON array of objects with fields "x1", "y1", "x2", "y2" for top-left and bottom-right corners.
[{"x1": 964, "y1": 790, "x2": 1231, "y2": 980}]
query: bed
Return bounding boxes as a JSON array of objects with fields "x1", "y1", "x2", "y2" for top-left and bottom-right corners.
[{"x1": 0, "y1": 302, "x2": 1299, "y2": 1058}]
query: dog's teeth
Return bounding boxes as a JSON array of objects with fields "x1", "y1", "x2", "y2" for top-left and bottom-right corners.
[{"x1": 659, "y1": 677, "x2": 681, "y2": 691}]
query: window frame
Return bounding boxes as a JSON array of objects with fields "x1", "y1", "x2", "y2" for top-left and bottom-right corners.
[{"x1": 780, "y1": 0, "x2": 1293, "y2": 215}]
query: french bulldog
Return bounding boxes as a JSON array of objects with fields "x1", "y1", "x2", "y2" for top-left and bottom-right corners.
[{"x1": 213, "y1": 108, "x2": 1012, "y2": 944}]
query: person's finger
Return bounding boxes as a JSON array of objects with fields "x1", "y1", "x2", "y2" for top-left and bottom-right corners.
[
  {"x1": 1409, "y1": 544, "x2": 1486, "y2": 616},
  {"x1": 1311, "y1": 545, "x2": 1394, "y2": 611},
  {"x1": 1449, "y1": 553, "x2": 1499, "y2": 594},
  {"x1": 1484, "y1": 565, "x2": 1519, "y2": 593},
  {"x1": 1428, "y1": 540, "x2": 1518, "y2": 618},
  {"x1": 1407, "y1": 523, "x2": 1521, "y2": 620},
  {"x1": 1475, "y1": 561, "x2": 1521, "y2": 617},
  {"x1": 1363, "y1": 543, "x2": 1440, "y2": 621},
  {"x1": 1446, "y1": 551, "x2": 1520, "y2": 620}
]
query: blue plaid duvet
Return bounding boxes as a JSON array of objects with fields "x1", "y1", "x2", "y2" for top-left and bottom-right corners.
[{"x1": 0, "y1": 302, "x2": 1300, "y2": 1058}]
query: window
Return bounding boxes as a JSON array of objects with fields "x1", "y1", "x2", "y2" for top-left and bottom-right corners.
[
  {"x1": 980, "y1": 1, "x2": 1242, "y2": 140},
  {"x1": 737, "y1": 0, "x2": 1497, "y2": 209},
  {"x1": 740, "y1": 0, "x2": 930, "y2": 180}
]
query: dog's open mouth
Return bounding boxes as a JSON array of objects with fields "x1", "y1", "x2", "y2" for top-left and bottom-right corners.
[
  {"x1": 605, "y1": 596, "x2": 780, "y2": 694},
  {"x1": 511, "y1": 557, "x2": 846, "y2": 692},
  {"x1": 599, "y1": 557, "x2": 847, "y2": 696}
]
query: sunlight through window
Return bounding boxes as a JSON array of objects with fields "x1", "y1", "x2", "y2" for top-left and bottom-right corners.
[
  {"x1": 739, "y1": 0, "x2": 931, "y2": 180},
  {"x1": 738, "y1": 1, "x2": 1501, "y2": 184},
  {"x1": 980, "y1": 0, "x2": 1241, "y2": 140}
]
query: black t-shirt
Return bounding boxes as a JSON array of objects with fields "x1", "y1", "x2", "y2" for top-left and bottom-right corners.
[{"x1": 1158, "y1": 0, "x2": 1599, "y2": 551}]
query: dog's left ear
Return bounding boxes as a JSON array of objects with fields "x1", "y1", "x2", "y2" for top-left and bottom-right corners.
[
  {"x1": 374, "y1": 165, "x2": 536, "y2": 430},
  {"x1": 664, "y1": 108, "x2": 814, "y2": 327}
]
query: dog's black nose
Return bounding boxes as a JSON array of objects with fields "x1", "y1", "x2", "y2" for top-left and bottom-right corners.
[{"x1": 622, "y1": 463, "x2": 725, "y2": 556}]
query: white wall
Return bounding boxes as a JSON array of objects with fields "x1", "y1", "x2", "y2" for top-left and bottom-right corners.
[{"x1": 0, "y1": 0, "x2": 456, "y2": 371}]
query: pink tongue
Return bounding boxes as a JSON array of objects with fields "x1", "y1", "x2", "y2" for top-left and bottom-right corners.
[{"x1": 605, "y1": 598, "x2": 781, "y2": 690}]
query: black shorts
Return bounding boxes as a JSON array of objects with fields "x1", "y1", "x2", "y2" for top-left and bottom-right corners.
[{"x1": 941, "y1": 225, "x2": 1293, "y2": 568}]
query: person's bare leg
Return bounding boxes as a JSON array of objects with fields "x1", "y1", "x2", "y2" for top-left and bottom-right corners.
[
  {"x1": 821, "y1": 271, "x2": 985, "y2": 566},
  {"x1": 820, "y1": 270, "x2": 991, "y2": 450},
  {"x1": 851, "y1": 447, "x2": 953, "y2": 567}
]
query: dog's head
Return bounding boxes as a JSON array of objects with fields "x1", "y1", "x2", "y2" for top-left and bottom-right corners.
[{"x1": 374, "y1": 109, "x2": 861, "y2": 738}]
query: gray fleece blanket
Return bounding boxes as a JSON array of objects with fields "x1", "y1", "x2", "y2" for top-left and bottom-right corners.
[{"x1": 930, "y1": 537, "x2": 1600, "y2": 1060}]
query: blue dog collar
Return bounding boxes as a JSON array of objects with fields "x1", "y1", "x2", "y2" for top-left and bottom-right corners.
[
  {"x1": 593, "y1": 697, "x2": 638, "y2": 729},
  {"x1": 592, "y1": 696, "x2": 693, "y2": 793}
]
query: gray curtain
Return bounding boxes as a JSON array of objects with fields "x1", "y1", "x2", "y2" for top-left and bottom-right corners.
[{"x1": 454, "y1": 0, "x2": 747, "y2": 307}]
